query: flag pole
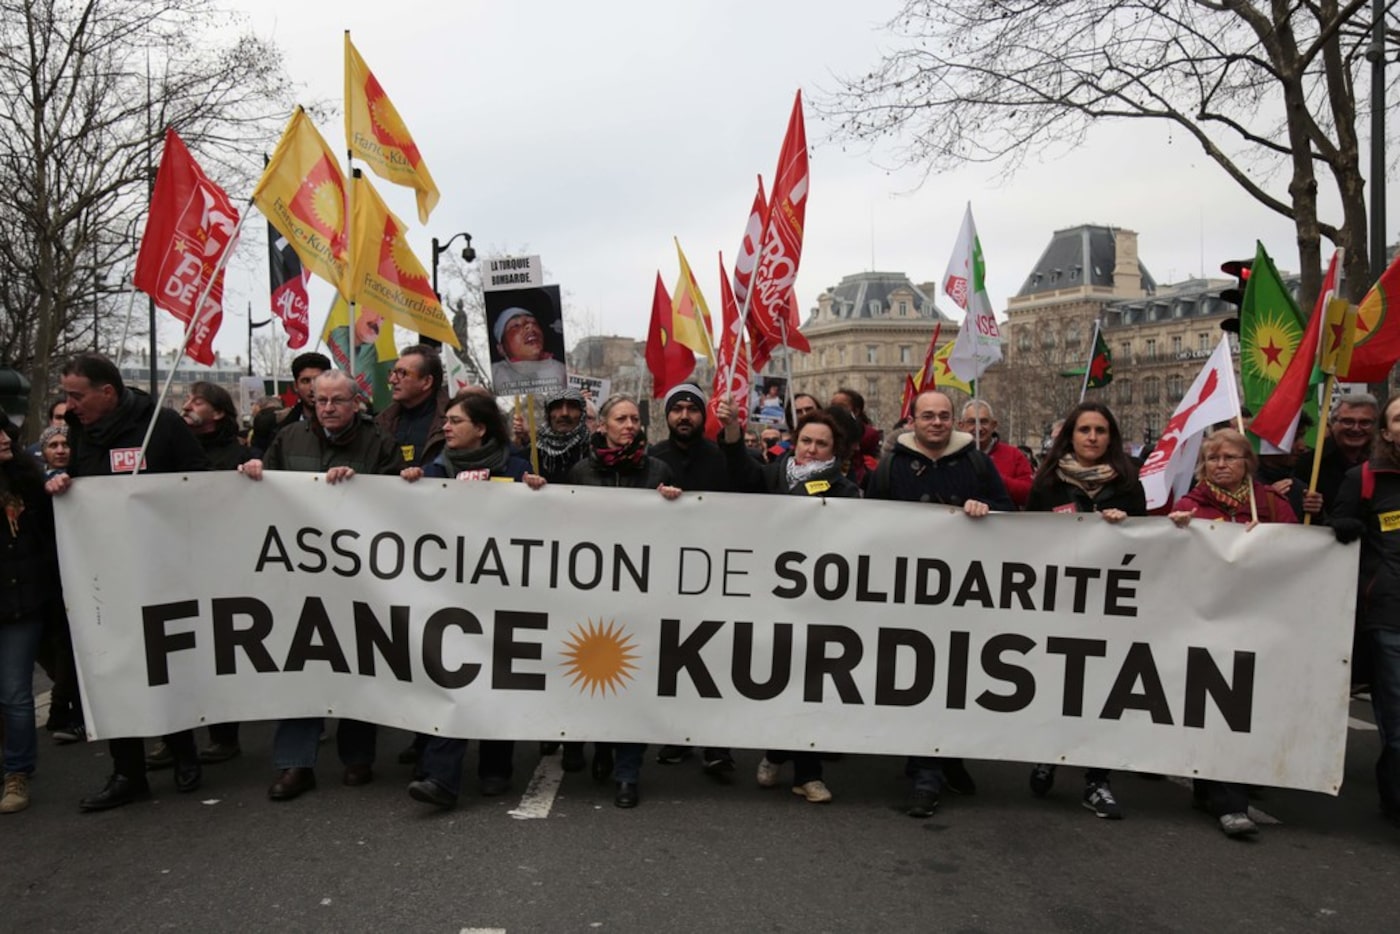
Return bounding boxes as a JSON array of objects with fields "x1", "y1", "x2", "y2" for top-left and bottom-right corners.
[
  {"x1": 132, "y1": 203, "x2": 252, "y2": 477},
  {"x1": 779, "y1": 319, "x2": 794, "y2": 421},
  {"x1": 1079, "y1": 318, "x2": 1100, "y2": 403},
  {"x1": 115, "y1": 272, "x2": 139, "y2": 367},
  {"x1": 346, "y1": 165, "x2": 358, "y2": 386},
  {"x1": 1302, "y1": 257, "x2": 1346, "y2": 527}
]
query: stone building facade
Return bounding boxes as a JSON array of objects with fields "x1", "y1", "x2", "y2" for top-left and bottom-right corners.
[{"x1": 790, "y1": 271, "x2": 958, "y2": 428}]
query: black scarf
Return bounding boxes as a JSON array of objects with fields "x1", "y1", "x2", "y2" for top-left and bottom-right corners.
[{"x1": 440, "y1": 438, "x2": 510, "y2": 476}]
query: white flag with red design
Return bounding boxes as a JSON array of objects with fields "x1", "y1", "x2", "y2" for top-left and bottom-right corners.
[
  {"x1": 1140, "y1": 334, "x2": 1242, "y2": 509},
  {"x1": 744, "y1": 91, "x2": 811, "y2": 362}
]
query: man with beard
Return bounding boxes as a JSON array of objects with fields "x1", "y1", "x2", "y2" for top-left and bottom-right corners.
[
  {"x1": 532, "y1": 387, "x2": 591, "y2": 483},
  {"x1": 47, "y1": 353, "x2": 210, "y2": 811},
  {"x1": 647, "y1": 382, "x2": 736, "y2": 776},
  {"x1": 144, "y1": 382, "x2": 251, "y2": 770}
]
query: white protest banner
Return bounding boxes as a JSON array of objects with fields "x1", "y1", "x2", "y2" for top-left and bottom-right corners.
[
  {"x1": 481, "y1": 254, "x2": 543, "y2": 292},
  {"x1": 56, "y1": 474, "x2": 1355, "y2": 793}
]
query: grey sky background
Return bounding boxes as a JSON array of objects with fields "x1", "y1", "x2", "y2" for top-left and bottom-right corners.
[{"x1": 192, "y1": 0, "x2": 1388, "y2": 364}]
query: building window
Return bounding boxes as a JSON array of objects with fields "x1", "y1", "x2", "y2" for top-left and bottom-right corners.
[
  {"x1": 1117, "y1": 380, "x2": 1133, "y2": 404},
  {"x1": 1144, "y1": 377, "x2": 1160, "y2": 403},
  {"x1": 867, "y1": 377, "x2": 879, "y2": 398},
  {"x1": 899, "y1": 345, "x2": 913, "y2": 365},
  {"x1": 898, "y1": 301, "x2": 909, "y2": 316},
  {"x1": 1065, "y1": 323, "x2": 1081, "y2": 346},
  {"x1": 869, "y1": 300, "x2": 882, "y2": 316},
  {"x1": 1198, "y1": 332, "x2": 1210, "y2": 353},
  {"x1": 839, "y1": 346, "x2": 847, "y2": 364},
  {"x1": 1145, "y1": 338, "x2": 1157, "y2": 361},
  {"x1": 1120, "y1": 341, "x2": 1132, "y2": 364},
  {"x1": 866, "y1": 345, "x2": 879, "y2": 364},
  {"x1": 1171, "y1": 335, "x2": 1182, "y2": 355},
  {"x1": 1167, "y1": 374, "x2": 1185, "y2": 401},
  {"x1": 1018, "y1": 329, "x2": 1033, "y2": 352},
  {"x1": 1145, "y1": 412, "x2": 1161, "y2": 442},
  {"x1": 1041, "y1": 328, "x2": 1056, "y2": 349}
]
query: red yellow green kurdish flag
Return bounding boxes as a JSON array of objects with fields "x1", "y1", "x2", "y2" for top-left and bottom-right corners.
[
  {"x1": 252, "y1": 107, "x2": 350, "y2": 298},
  {"x1": 1239, "y1": 242, "x2": 1305, "y2": 415},
  {"x1": 346, "y1": 173, "x2": 459, "y2": 347},
  {"x1": 1339, "y1": 252, "x2": 1400, "y2": 382},
  {"x1": 345, "y1": 32, "x2": 439, "y2": 225},
  {"x1": 932, "y1": 339, "x2": 972, "y2": 394}
]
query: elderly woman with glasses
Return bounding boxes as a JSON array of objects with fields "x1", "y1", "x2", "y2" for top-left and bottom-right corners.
[{"x1": 1168, "y1": 427, "x2": 1296, "y2": 838}]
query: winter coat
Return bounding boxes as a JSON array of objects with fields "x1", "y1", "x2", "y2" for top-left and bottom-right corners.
[
  {"x1": 986, "y1": 438, "x2": 1034, "y2": 508},
  {"x1": 64, "y1": 389, "x2": 209, "y2": 478},
  {"x1": 1175, "y1": 480, "x2": 1297, "y2": 525},
  {"x1": 1332, "y1": 457, "x2": 1400, "y2": 633},
  {"x1": 566, "y1": 448, "x2": 674, "y2": 490},
  {"x1": 198, "y1": 419, "x2": 253, "y2": 471},
  {"x1": 0, "y1": 469, "x2": 57, "y2": 624},
  {"x1": 866, "y1": 431, "x2": 1015, "y2": 511},
  {"x1": 262, "y1": 416, "x2": 404, "y2": 476},
  {"x1": 423, "y1": 450, "x2": 531, "y2": 482},
  {"x1": 720, "y1": 438, "x2": 860, "y2": 498},
  {"x1": 1026, "y1": 470, "x2": 1147, "y2": 516},
  {"x1": 376, "y1": 388, "x2": 450, "y2": 468},
  {"x1": 649, "y1": 437, "x2": 731, "y2": 493}
]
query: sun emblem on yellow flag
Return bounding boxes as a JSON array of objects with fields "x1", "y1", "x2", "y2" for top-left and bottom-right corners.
[{"x1": 561, "y1": 619, "x2": 639, "y2": 696}]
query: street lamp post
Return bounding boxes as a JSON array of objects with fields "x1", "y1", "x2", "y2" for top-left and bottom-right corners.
[
  {"x1": 429, "y1": 232, "x2": 475, "y2": 348},
  {"x1": 248, "y1": 301, "x2": 272, "y2": 376}
]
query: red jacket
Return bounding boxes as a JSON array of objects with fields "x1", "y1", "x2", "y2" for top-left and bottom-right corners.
[
  {"x1": 1175, "y1": 480, "x2": 1297, "y2": 524},
  {"x1": 986, "y1": 439, "x2": 1033, "y2": 508}
]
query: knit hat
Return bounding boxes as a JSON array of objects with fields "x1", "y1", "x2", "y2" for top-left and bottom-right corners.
[
  {"x1": 492, "y1": 307, "x2": 535, "y2": 346},
  {"x1": 663, "y1": 382, "x2": 706, "y2": 414}
]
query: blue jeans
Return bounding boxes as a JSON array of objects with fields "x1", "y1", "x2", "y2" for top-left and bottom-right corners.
[
  {"x1": 418, "y1": 739, "x2": 515, "y2": 796},
  {"x1": 272, "y1": 718, "x2": 376, "y2": 770},
  {"x1": 906, "y1": 755, "x2": 944, "y2": 793},
  {"x1": 0, "y1": 620, "x2": 43, "y2": 775},
  {"x1": 1370, "y1": 628, "x2": 1400, "y2": 817}
]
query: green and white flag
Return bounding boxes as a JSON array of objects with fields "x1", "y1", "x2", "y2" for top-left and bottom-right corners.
[{"x1": 943, "y1": 203, "x2": 1002, "y2": 382}]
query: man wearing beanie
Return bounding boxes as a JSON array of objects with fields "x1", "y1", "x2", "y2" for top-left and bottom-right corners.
[
  {"x1": 647, "y1": 381, "x2": 736, "y2": 776},
  {"x1": 531, "y1": 386, "x2": 592, "y2": 483}
]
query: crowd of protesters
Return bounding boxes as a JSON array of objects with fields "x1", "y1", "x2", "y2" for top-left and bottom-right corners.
[{"x1": 0, "y1": 346, "x2": 1394, "y2": 843}]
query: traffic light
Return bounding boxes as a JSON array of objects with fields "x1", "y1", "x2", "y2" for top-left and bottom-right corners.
[
  {"x1": 1218, "y1": 258, "x2": 1252, "y2": 333},
  {"x1": 0, "y1": 367, "x2": 30, "y2": 427}
]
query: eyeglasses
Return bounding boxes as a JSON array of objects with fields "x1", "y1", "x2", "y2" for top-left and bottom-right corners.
[
  {"x1": 315, "y1": 397, "x2": 355, "y2": 408},
  {"x1": 1336, "y1": 418, "x2": 1375, "y2": 429},
  {"x1": 389, "y1": 367, "x2": 416, "y2": 379},
  {"x1": 915, "y1": 412, "x2": 954, "y2": 423}
]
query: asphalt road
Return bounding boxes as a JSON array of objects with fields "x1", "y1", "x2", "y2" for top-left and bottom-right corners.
[{"x1": 3, "y1": 697, "x2": 1396, "y2": 934}]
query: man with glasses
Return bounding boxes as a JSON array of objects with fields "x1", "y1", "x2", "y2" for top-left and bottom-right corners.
[
  {"x1": 866, "y1": 389, "x2": 1014, "y2": 819},
  {"x1": 240, "y1": 369, "x2": 404, "y2": 801},
  {"x1": 376, "y1": 344, "x2": 448, "y2": 468},
  {"x1": 1298, "y1": 393, "x2": 1379, "y2": 521}
]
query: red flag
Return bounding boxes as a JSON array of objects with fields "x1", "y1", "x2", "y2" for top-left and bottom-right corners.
[
  {"x1": 733, "y1": 177, "x2": 774, "y2": 371},
  {"x1": 267, "y1": 219, "x2": 310, "y2": 348},
  {"x1": 646, "y1": 272, "x2": 694, "y2": 398},
  {"x1": 1251, "y1": 250, "x2": 1339, "y2": 450},
  {"x1": 133, "y1": 128, "x2": 240, "y2": 365},
  {"x1": 1340, "y1": 253, "x2": 1400, "y2": 382},
  {"x1": 899, "y1": 374, "x2": 919, "y2": 421},
  {"x1": 746, "y1": 92, "x2": 812, "y2": 359},
  {"x1": 914, "y1": 323, "x2": 943, "y2": 389},
  {"x1": 707, "y1": 251, "x2": 752, "y2": 440}
]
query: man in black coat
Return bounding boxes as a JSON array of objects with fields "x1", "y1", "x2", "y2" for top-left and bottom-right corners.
[
  {"x1": 646, "y1": 382, "x2": 735, "y2": 775},
  {"x1": 46, "y1": 353, "x2": 210, "y2": 811}
]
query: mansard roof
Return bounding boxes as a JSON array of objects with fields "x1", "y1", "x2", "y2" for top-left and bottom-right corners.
[{"x1": 1016, "y1": 225, "x2": 1158, "y2": 298}]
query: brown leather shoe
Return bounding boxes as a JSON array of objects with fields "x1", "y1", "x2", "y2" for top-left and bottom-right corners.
[
  {"x1": 267, "y1": 768, "x2": 316, "y2": 801},
  {"x1": 342, "y1": 764, "x2": 374, "y2": 787}
]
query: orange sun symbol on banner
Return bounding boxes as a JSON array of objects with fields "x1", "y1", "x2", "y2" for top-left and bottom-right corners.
[
  {"x1": 289, "y1": 156, "x2": 347, "y2": 255},
  {"x1": 560, "y1": 618, "x2": 639, "y2": 696},
  {"x1": 376, "y1": 217, "x2": 437, "y2": 299}
]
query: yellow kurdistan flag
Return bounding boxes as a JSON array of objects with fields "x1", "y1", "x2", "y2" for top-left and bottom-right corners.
[
  {"x1": 345, "y1": 33, "x2": 440, "y2": 225},
  {"x1": 253, "y1": 107, "x2": 350, "y2": 298},
  {"x1": 932, "y1": 339, "x2": 973, "y2": 394},
  {"x1": 670, "y1": 238, "x2": 716, "y2": 363},
  {"x1": 346, "y1": 174, "x2": 459, "y2": 347}
]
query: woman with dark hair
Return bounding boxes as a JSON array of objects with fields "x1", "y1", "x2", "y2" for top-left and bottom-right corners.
[
  {"x1": 1167, "y1": 427, "x2": 1296, "y2": 837},
  {"x1": 715, "y1": 396, "x2": 859, "y2": 803},
  {"x1": 399, "y1": 391, "x2": 544, "y2": 811},
  {"x1": 565, "y1": 394, "x2": 681, "y2": 809},
  {"x1": 0, "y1": 420, "x2": 59, "y2": 813},
  {"x1": 1025, "y1": 401, "x2": 1146, "y2": 820},
  {"x1": 402, "y1": 391, "x2": 542, "y2": 486}
]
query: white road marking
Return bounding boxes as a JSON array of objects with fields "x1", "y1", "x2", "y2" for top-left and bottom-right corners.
[
  {"x1": 508, "y1": 753, "x2": 564, "y2": 820},
  {"x1": 1349, "y1": 716, "x2": 1378, "y2": 732},
  {"x1": 460, "y1": 928, "x2": 507, "y2": 933}
]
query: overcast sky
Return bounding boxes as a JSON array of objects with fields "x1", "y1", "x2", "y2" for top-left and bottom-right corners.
[{"x1": 190, "y1": 0, "x2": 1390, "y2": 366}]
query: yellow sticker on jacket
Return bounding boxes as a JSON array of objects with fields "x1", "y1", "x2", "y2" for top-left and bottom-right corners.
[
  {"x1": 805, "y1": 479, "x2": 832, "y2": 495},
  {"x1": 400, "y1": 444, "x2": 416, "y2": 463},
  {"x1": 1379, "y1": 510, "x2": 1400, "y2": 532}
]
